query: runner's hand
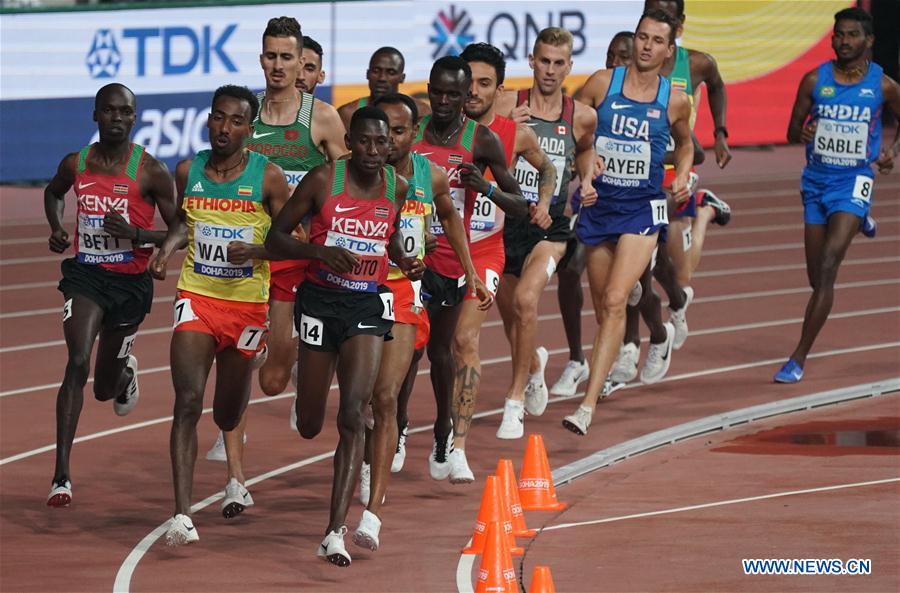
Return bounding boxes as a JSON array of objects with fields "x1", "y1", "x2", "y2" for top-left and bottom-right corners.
[
  {"x1": 671, "y1": 174, "x2": 691, "y2": 204},
  {"x1": 714, "y1": 135, "x2": 732, "y2": 168},
  {"x1": 150, "y1": 254, "x2": 168, "y2": 280},
  {"x1": 457, "y1": 162, "x2": 490, "y2": 195},
  {"x1": 510, "y1": 104, "x2": 532, "y2": 125},
  {"x1": 424, "y1": 231, "x2": 437, "y2": 254},
  {"x1": 227, "y1": 241, "x2": 255, "y2": 265},
  {"x1": 593, "y1": 155, "x2": 605, "y2": 178},
  {"x1": 103, "y1": 211, "x2": 135, "y2": 241},
  {"x1": 470, "y1": 276, "x2": 493, "y2": 311},
  {"x1": 399, "y1": 257, "x2": 425, "y2": 281},
  {"x1": 579, "y1": 180, "x2": 598, "y2": 208},
  {"x1": 875, "y1": 147, "x2": 896, "y2": 174},
  {"x1": 529, "y1": 202, "x2": 552, "y2": 230},
  {"x1": 319, "y1": 246, "x2": 358, "y2": 274},
  {"x1": 800, "y1": 120, "x2": 817, "y2": 144},
  {"x1": 48, "y1": 228, "x2": 70, "y2": 253}
]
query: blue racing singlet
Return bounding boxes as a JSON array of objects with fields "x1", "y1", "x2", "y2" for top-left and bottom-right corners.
[
  {"x1": 593, "y1": 66, "x2": 671, "y2": 203},
  {"x1": 806, "y1": 61, "x2": 883, "y2": 178}
]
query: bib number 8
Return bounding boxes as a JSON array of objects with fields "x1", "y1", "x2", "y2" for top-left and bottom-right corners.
[{"x1": 852, "y1": 176, "x2": 873, "y2": 202}]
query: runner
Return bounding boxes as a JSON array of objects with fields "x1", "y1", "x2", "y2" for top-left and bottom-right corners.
[
  {"x1": 44, "y1": 83, "x2": 177, "y2": 507},
  {"x1": 775, "y1": 7, "x2": 899, "y2": 383},
  {"x1": 296, "y1": 35, "x2": 326, "y2": 94},
  {"x1": 150, "y1": 85, "x2": 290, "y2": 544},
  {"x1": 562, "y1": 9, "x2": 693, "y2": 436},
  {"x1": 413, "y1": 56, "x2": 528, "y2": 482},
  {"x1": 356, "y1": 92, "x2": 489, "y2": 548},
  {"x1": 266, "y1": 106, "x2": 415, "y2": 566},
  {"x1": 337, "y1": 47, "x2": 430, "y2": 129},
  {"x1": 477, "y1": 30, "x2": 598, "y2": 438}
]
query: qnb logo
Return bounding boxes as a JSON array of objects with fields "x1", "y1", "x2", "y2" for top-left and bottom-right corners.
[
  {"x1": 430, "y1": 5, "x2": 475, "y2": 59},
  {"x1": 86, "y1": 29, "x2": 122, "y2": 79}
]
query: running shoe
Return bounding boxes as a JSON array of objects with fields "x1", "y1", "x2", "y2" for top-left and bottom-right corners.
[
  {"x1": 496, "y1": 398, "x2": 525, "y2": 440},
  {"x1": 428, "y1": 432, "x2": 453, "y2": 480},
  {"x1": 359, "y1": 462, "x2": 371, "y2": 505},
  {"x1": 861, "y1": 215, "x2": 877, "y2": 238},
  {"x1": 700, "y1": 190, "x2": 731, "y2": 226},
  {"x1": 601, "y1": 376, "x2": 626, "y2": 398},
  {"x1": 221, "y1": 478, "x2": 254, "y2": 519},
  {"x1": 610, "y1": 343, "x2": 640, "y2": 383},
  {"x1": 391, "y1": 423, "x2": 407, "y2": 473},
  {"x1": 206, "y1": 430, "x2": 247, "y2": 462},
  {"x1": 640, "y1": 323, "x2": 674, "y2": 384},
  {"x1": 165, "y1": 514, "x2": 199, "y2": 546},
  {"x1": 550, "y1": 359, "x2": 590, "y2": 397},
  {"x1": 318, "y1": 526, "x2": 351, "y2": 567},
  {"x1": 113, "y1": 355, "x2": 140, "y2": 416},
  {"x1": 562, "y1": 404, "x2": 594, "y2": 436},
  {"x1": 352, "y1": 510, "x2": 381, "y2": 552},
  {"x1": 448, "y1": 448, "x2": 475, "y2": 484},
  {"x1": 46, "y1": 478, "x2": 72, "y2": 507},
  {"x1": 774, "y1": 359, "x2": 804, "y2": 384},
  {"x1": 669, "y1": 286, "x2": 693, "y2": 350},
  {"x1": 627, "y1": 281, "x2": 643, "y2": 307},
  {"x1": 524, "y1": 346, "x2": 549, "y2": 416}
]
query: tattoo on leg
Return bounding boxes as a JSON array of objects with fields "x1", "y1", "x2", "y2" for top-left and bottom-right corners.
[{"x1": 452, "y1": 365, "x2": 480, "y2": 439}]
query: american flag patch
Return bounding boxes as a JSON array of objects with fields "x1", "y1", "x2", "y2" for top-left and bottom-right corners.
[
  {"x1": 374, "y1": 206, "x2": 390, "y2": 218},
  {"x1": 415, "y1": 187, "x2": 425, "y2": 199},
  {"x1": 647, "y1": 108, "x2": 661, "y2": 119},
  {"x1": 448, "y1": 153, "x2": 463, "y2": 165},
  {"x1": 238, "y1": 185, "x2": 253, "y2": 196},
  {"x1": 557, "y1": 125, "x2": 567, "y2": 135},
  {"x1": 113, "y1": 183, "x2": 129, "y2": 194}
]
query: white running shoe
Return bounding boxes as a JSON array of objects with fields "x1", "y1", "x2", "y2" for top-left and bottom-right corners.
[
  {"x1": 550, "y1": 359, "x2": 590, "y2": 397},
  {"x1": 114, "y1": 355, "x2": 140, "y2": 416},
  {"x1": 391, "y1": 424, "x2": 407, "y2": 473},
  {"x1": 318, "y1": 526, "x2": 351, "y2": 567},
  {"x1": 669, "y1": 286, "x2": 693, "y2": 350},
  {"x1": 496, "y1": 399, "x2": 525, "y2": 440},
  {"x1": 252, "y1": 345, "x2": 268, "y2": 370},
  {"x1": 641, "y1": 323, "x2": 674, "y2": 384},
  {"x1": 428, "y1": 432, "x2": 453, "y2": 480},
  {"x1": 165, "y1": 514, "x2": 199, "y2": 546},
  {"x1": 206, "y1": 430, "x2": 247, "y2": 462},
  {"x1": 221, "y1": 477, "x2": 254, "y2": 519},
  {"x1": 46, "y1": 479, "x2": 72, "y2": 507},
  {"x1": 610, "y1": 343, "x2": 640, "y2": 384},
  {"x1": 562, "y1": 404, "x2": 593, "y2": 436},
  {"x1": 627, "y1": 281, "x2": 643, "y2": 307},
  {"x1": 601, "y1": 376, "x2": 626, "y2": 399},
  {"x1": 524, "y1": 346, "x2": 549, "y2": 416},
  {"x1": 352, "y1": 510, "x2": 382, "y2": 551},
  {"x1": 359, "y1": 462, "x2": 371, "y2": 505},
  {"x1": 448, "y1": 448, "x2": 475, "y2": 484}
]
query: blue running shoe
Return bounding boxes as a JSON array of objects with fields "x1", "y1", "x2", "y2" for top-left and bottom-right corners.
[
  {"x1": 860, "y1": 215, "x2": 877, "y2": 238},
  {"x1": 773, "y1": 359, "x2": 804, "y2": 383}
]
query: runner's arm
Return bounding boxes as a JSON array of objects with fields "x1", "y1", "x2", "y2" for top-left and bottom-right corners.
[
  {"x1": 875, "y1": 75, "x2": 900, "y2": 174},
  {"x1": 114, "y1": 156, "x2": 175, "y2": 246},
  {"x1": 150, "y1": 160, "x2": 190, "y2": 280},
  {"x1": 312, "y1": 100, "x2": 351, "y2": 160},
  {"x1": 470, "y1": 125, "x2": 528, "y2": 219},
  {"x1": 669, "y1": 91, "x2": 695, "y2": 204},
  {"x1": 516, "y1": 122, "x2": 555, "y2": 229},
  {"x1": 692, "y1": 51, "x2": 731, "y2": 168},
  {"x1": 663, "y1": 132, "x2": 704, "y2": 166},
  {"x1": 228, "y1": 162, "x2": 290, "y2": 264},
  {"x1": 574, "y1": 69, "x2": 611, "y2": 109},
  {"x1": 787, "y1": 69, "x2": 818, "y2": 144},
  {"x1": 573, "y1": 103, "x2": 601, "y2": 200},
  {"x1": 44, "y1": 153, "x2": 77, "y2": 253}
]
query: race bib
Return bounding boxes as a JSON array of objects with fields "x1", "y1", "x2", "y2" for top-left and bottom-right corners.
[
  {"x1": 237, "y1": 326, "x2": 265, "y2": 351},
  {"x1": 485, "y1": 268, "x2": 501, "y2": 296},
  {"x1": 471, "y1": 187, "x2": 498, "y2": 232},
  {"x1": 320, "y1": 230, "x2": 386, "y2": 292},
  {"x1": 299, "y1": 314, "x2": 324, "y2": 346},
  {"x1": 380, "y1": 291, "x2": 395, "y2": 321},
  {"x1": 173, "y1": 297, "x2": 197, "y2": 328},
  {"x1": 852, "y1": 175, "x2": 873, "y2": 202},
  {"x1": 411, "y1": 279, "x2": 424, "y2": 309},
  {"x1": 193, "y1": 222, "x2": 254, "y2": 278},
  {"x1": 514, "y1": 154, "x2": 566, "y2": 203},
  {"x1": 650, "y1": 199, "x2": 668, "y2": 226},
  {"x1": 283, "y1": 170, "x2": 308, "y2": 191},
  {"x1": 400, "y1": 216, "x2": 425, "y2": 257},
  {"x1": 681, "y1": 224, "x2": 692, "y2": 252},
  {"x1": 814, "y1": 118, "x2": 867, "y2": 162},
  {"x1": 117, "y1": 333, "x2": 136, "y2": 358},
  {"x1": 77, "y1": 213, "x2": 134, "y2": 265},
  {"x1": 432, "y1": 187, "x2": 466, "y2": 236},
  {"x1": 596, "y1": 135, "x2": 652, "y2": 187}
]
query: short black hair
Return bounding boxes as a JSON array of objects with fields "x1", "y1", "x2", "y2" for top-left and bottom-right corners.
[
  {"x1": 349, "y1": 105, "x2": 390, "y2": 133},
  {"x1": 834, "y1": 7, "x2": 874, "y2": 36},
  {"x1": 263, "y1": 16, "x2": 303, "y2": 50},
  {"x1": 430, "y1": 55, "x2": 472, "y2": 84},
  {"x1": 212, "y1": 85, "x2": 260, "y2": 121},
  {"x1": 643, "y1": 0, "x2": 684, "y2": 18},
  {"x1": 371, "y1": 46, "x2": 405, "y2": 71},
  {"x1": 612, "y1": 30, "x2": 635, "y2": 41},
  {"x1": 637, "y1": 8, "x2": 679, "y2": 46},
  {"x1": 373, "y1": 92, "x2": 419, "y2": 124},
  {"x1": 95, "y1": 83, "x2": 135, "y2": 109},
  {"x1": 460, "y1": 42, "x2": 506, "y2": 85},
  {"x1": 302, "y1": 35, "x2": 323, "y2": 58}
]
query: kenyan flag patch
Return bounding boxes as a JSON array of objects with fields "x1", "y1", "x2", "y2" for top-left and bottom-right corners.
[
  {"x1": 374, "y1": 206, "x2": 390, "y2": 218},
  {"x1": 238, "y1": 186, "x2": 253, "y2": 196},
  {"x1": 113, "y1": 183, "x2": 129, "y2": 194},
  {"x1": 448, "y1": 153, "x2": 463, "y2": 165}
]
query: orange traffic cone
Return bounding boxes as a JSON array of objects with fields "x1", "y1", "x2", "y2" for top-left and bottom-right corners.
[
  {"x1": 528, "y1": 565, "x2": 557, "y2": 593},
  {"x1": 518, "y1": 434, "x2": 567, "y2": 511},
  {"x1": 496, "y1": 459, "x2": 536, "y2": 537},
  {"x1": 463, "y1": 475, "x2": 524, "y2": 555},
  {"x1": 474, "y1": 521, "x2": 519, "y2": 593}
]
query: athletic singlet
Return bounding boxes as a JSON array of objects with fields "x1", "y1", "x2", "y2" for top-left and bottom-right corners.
[
  {"x1": 664, "y1": 47, "x2": 696, "y2": 157},
  {"x1": 306, "y1": 160, "x2": 397, "y2": 292},
  {"x1": 806, "y1": 61, "x2": 883, "y2": 177},
  {"x1": 514, "y1": 90, "x2": 576, "y2": 216},
  {"x1": 467, "y1": 115, "x2": 516, "y2": 243},
  {"x1": 357, "y1": 97, "x2": 369, "y2": 109},
  {"x1": 73, "y1": 143, "x2": 154, "y2": 274},
  {"x1": 387, "y1": 152, "x2": 433, "y2": 281},
  {"x1": 594, "y1": 66, "x2": 671, "y2": 203},
  {"x1": 413, "y1": 115, "x2": 479, "y2": 278},
  {"x1": 178, "y1": 150, "x2": 271, "y2": 303}
]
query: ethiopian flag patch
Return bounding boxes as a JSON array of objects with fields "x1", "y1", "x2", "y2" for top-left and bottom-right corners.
[{"x1": 238, "y1": 185, "x2": 253, "y2": 196}]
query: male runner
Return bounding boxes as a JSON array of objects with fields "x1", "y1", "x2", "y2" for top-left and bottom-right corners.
[
  {"x1": 151, "y1": 85, "x2": 290, "y2": 544},
  {"x1": 414, "y1": 56, "x2": 528, "y2": 482},
  {"x1": 775, "y1": 7, "x2": 899, "y2": 383},
  {"x1": 337, "y1": 47, "x2": 430, "y2": 129},
  {"x1": 266, "y1": 106, "x2": 415, "y2": 566},
  {"x1": 562, "y1": 9, "x2": 693, "y2": 436},
  {"x1": 296, "y1": 35, "x2": 326, "y2": 94},
  {"x1": 482, "y1": 30, "x2": 598, "y2": 438},
  {"x1": 357, "y1": 93, "x2": 489, "y2": 548},
  {"x1": 44, "y1": 83, "x2": 177, "y2": 507}
]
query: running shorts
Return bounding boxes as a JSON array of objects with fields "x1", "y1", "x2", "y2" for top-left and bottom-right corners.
[
  {"x1": 294, "y1": 282, "x2": 393, "y2": 352},
  {"x1": 58, "y1": 257, "x2": 153, "y2": 328},
  {"x1": 801, "y1": 169, "x2": 873, "y2": 225},
  {"x1": 173, "y1": 290, "x2": 268, "y2": 357}
]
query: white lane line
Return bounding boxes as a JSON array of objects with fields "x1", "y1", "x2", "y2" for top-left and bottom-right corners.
[
  {"x1": 0, "y1": 255, "x2": 64, "y2": 266},
  {"x1": 542, "y1": 477, "x2": 900, "y2": 532},
  {"x1": 714, "y1": 217, "x2": 900, "y2": 236},
  {"x1": 0, "y1": 294, "x2": 175, "y2": 320},
  {"x1": 0, "y1": 327, "x2": 171, "y2": 355},
  {"x1": 0, "y1": 237, "x2": 48, "y2": 247},
  {"x1": 0, "y1": 280, "x2": 58, "y2": 292},
  {"x1": 703, "y1": 235, "x2": 896, "y2": 256},
  {"x1": 736, "y1": 201, "x2": 898, "y2": 218}
]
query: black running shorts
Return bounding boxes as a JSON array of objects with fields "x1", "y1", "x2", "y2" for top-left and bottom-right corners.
[
  {"x1": 294, "y1": 282, "x2": 393, "y2": 352},
  {"x1": 421, "y1": 268, "x2": 466, "y2": 315},
  {"x1": 58, "y1": 257, "x2": 153, "y2": 328},
  {"x1": 502, "y1": 214, "x2": 572, "y2": 277}
]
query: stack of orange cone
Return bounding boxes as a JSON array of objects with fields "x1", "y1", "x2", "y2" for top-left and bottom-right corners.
[
  {"x1": 496, "y1": 459, "x2": 536, "y2": 537},
  {"x1": 528, "y1": 565, "x2": 557, "y2": 592},
  {"x1": 474, "y1": 521, "x2": 519, "y2": 593},
  {"x1": 463, "y1": 475, "x2": 523, "y2": 555},
  {"x1": 518, "y1": 434, "x2": 567, "y2": 511}
]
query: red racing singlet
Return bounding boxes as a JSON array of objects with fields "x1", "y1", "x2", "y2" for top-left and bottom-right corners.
[
  {"x1": 73, "y1": 143, "x2": 154, "y2": 274},
  {"x1": 305, "y1": 160, "x2": 397, "y2": 292},
  {"x1": 413, "y1": 115, "x2": 479, "y2": 278}
]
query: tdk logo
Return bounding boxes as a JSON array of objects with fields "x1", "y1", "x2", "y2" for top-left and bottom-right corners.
[
  {"x1": 86, "y1": 29, "x2": 122, "y2": 78},
  {"x1": 201, "y1": 226, "x2": 248, "y2": 240},
  {"x1": 86, "y1": 25, "x2": 238, "y2": 78}
]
